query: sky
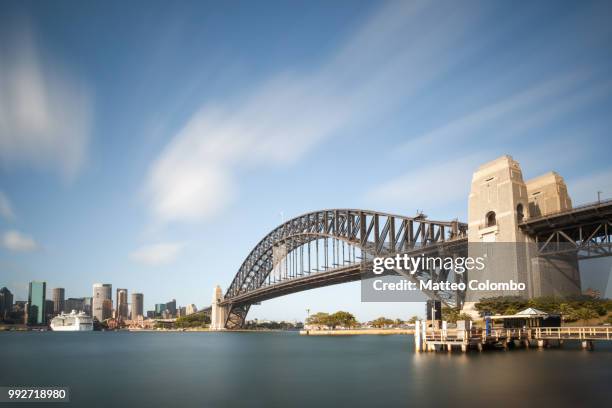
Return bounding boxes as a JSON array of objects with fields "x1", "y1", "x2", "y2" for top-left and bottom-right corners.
[{"x1": 1, "y1": 0, "x2": 611, "y2": 322}]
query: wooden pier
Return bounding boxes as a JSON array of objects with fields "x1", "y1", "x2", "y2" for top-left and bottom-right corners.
[{"x1": 415, "y1": 321, "x2": 611, "y2": 352}]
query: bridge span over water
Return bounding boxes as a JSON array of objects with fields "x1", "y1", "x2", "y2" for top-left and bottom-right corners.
[{"x1": 205, "y1": 156, "x2": 612, "y2": 329}]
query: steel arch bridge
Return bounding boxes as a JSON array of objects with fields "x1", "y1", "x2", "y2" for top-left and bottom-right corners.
[{"x1": 213, "y1": 209, "x2": 468, "y2": 329}]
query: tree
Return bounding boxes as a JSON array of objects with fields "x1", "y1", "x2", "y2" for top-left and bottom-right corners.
[
  {"x1": 306, "y1": 312, "x2": 330, "y2": 328},
  {"x1": 408, "y1": 315, "x2": 419, "y2": 324},
  {"x1": 575, "y1": 308, "x2": 598, "y2": 325},
  {"x1": 371, "y1": 317, "x2": 394, "y2": 328},
  {"x1": 504, "y1": 306, "x2": 518, "y2": 316},
  {"x1": 330, "y1": 311, "x2": 357, "y2": 329},
  {"x1": 457, "y1": 313, "x2": 472, "y2": 322},
  {"x1": 175, "y1": 311, "x2": 210, "y2": 328},
  {"x1": 442, "y1": 307, "x2": 460, "y2": 323},
  {"x1": 559, "y1": 303, "x2": 578, "y2": 322}
]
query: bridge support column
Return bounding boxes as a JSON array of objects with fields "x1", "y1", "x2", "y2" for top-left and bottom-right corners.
[{"x1": 210, "y1": 285, "x2": 229, "y2": 330}]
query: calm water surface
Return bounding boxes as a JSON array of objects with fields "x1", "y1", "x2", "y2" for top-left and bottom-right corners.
[{"x1": 1, "y1": 331, "x2": 610, "y2": 407}]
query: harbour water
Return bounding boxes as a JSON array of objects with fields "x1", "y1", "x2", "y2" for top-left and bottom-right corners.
[{"x1": 1, "y1": 331, "x2": 610, "y2": 407}]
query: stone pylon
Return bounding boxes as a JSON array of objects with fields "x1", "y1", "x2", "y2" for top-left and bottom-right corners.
[
  {"x1": 462, "y1": 155, "x2": 580, "y2": 318},
  {"x1": 210, "y1": 285, "x2": 228, "y2": 330}
]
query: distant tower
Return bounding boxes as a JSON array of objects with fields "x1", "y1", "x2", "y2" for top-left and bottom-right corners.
[
  {"x1": 116, "y1": 288, "x2": 128, "y2": 320},
  {"x1": 210, "y1": 285, "x2": 227, "y2": 330},
  {"x1": 27, "y1": 281, "x2": 46, "y2": 325},
  {"x1": 131, "y1": 293, "x2": 143, "y2": 320},
  {"x1": 0, "y1": 287, "x2": 14, "y2": 321},
  {"x1": 165, "y1": 299, "x2": 177, "y2": 317},
  {"x1": 52, "y1": 288, "x2": 65, "y2": 315},
  {"x1": 92, "y1": 283, "x2": 112, "y2": 321}
]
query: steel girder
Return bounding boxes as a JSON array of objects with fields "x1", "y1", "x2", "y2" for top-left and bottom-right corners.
[
  {"x1": 222, "y1": 209, "x2": 467, "y2": 328},
  {"x1": 520, "y1": 199, "x2": 612, "y2": 260}
]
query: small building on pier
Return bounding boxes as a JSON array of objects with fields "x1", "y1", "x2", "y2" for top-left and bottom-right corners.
[{"x1": 489, "y1": 307, "x2": 561, "y2": 329}]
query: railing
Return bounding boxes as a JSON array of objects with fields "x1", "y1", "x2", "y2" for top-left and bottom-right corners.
[
  {"x1": 521, "y1": 198, "x2": 612, "y2": 223},
  {"x1": 531, "y1": 326, "x2": 611, "y2": 340},
  {"x1": 424, "y1": 326, "x2": 611, "y2": 342}
]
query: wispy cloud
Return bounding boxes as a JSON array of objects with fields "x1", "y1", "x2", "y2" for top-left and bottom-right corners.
[
  {"x1": 2, "y1": 230, "x2": 39, "y2": 252},
  {"x1": 396, "y1": 71, "x2": 612, "y2": 155},
  {"x1": 145, "y1": 1, "x2": 479, "y2": 223},
  {"x1": 0, "y1": 25, "x2": 92, "y2": 181},
  {"x1": 365, "y1": 154, "x2": 486, "y2": 216},
  {"x1": 130, "y1": 242, "x2": 184, "y2": 266},
  {"x1": 0, "y1": 191, "x2": 14, "y2": 220},
  {"x1": 567, "y1": 168, "x2": 612, "y2": 205}
]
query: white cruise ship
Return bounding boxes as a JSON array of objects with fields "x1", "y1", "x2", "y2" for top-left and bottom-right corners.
[{"x1": 50, "y1": 310, "x2": 94, "y2": 331}]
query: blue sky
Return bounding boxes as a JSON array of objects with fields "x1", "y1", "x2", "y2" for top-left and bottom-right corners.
[{"x1": 1, "y1": 0, "x2": 611, "y2": 321}]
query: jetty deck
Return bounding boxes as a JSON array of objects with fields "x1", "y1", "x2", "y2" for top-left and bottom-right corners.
[{"x1": 416, "y1": 324, "x2": 611, "y2": 352}]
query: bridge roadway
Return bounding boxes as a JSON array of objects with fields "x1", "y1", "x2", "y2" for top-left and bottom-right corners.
[
  {"x1": 520, "y1": 198, "x2": 612, "y2": 259},
  {"x1": 219, "y1": 237, "x2": 469, "y2": 307}
]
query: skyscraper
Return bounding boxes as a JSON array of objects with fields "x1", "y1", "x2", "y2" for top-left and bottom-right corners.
[
  {"x1": 45, "y1": 300, "x2": 54, "y2": 323},
  {"x1": 0, "y1": 287, "x2": 13, "y2": 321},
  {"x1": 131, "y1": 293, "x2": 143, "y2": 320},
  {"x1": 116, "y1": 288, "x2": 128, "y2": 319},
  {"x1": 27, "y1": 281, "x2": 46, "y2": 325},
  {"x1": 65, "y1": 297, "x2": 85, "y2": 313},
  {"x1": 52, "y1": 288, "x2": 65, "y2": 315},
  {"x1": 92, "y1": 283, "x2": 112, "y2": 321},
  {"x1": 166, "y1": 299, "x2": 177, "y2": 317},
  {"x1": 83, "y1": 297, "x2": 92, "y2": 315},
  {"x1": 154, "y1": 303, "x2": 166, "y2": 317}
]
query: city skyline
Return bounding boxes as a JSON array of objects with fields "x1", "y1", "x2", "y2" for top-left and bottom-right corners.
[{"x1": 1, "y1": 0, "x2": 612, "y2": 321}]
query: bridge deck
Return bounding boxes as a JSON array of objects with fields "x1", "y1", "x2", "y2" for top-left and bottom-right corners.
[{"x1": 520, "y1": 198, "x2": 612, "y2": 234}]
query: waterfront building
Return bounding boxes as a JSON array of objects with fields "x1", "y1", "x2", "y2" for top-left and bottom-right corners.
[
  {"x1": 155, "y1": 303, "x2": 166, "y2": 317},
  {"x1": 131, "y1": 293, "x2": 143, "y2": 320},
  {"x1": 12, "y1": 300, "x2": 26, "y2": 323},
  {"x1": 116, "y1": 288, "x2": 128, "y2": 320},
  {"x1": 186, "y1": 304, "x2": 198, "y2": 315},
  {"x1": 165, "y1": 299, "x2": 177, "y2": 317},
  {"x1": 65, "y1": 297, "x2": 85, "y2": 313},
  {"x1": 146, "y1": 310, "x2": 155, "y2": 319},
  {"x1": 0, "y1": 287, "x2": 13, "y2": 321},
  {"x1": 93, "y1": 283, "x2": 112, "y2": 321},
  {"x1": 45, "y1": 300, "x2": 54, "y2": 323},
  {"x1": 83, "y1": 297, "x2": 92, "y2": 315},
  {"x1": 27, "y1": 281, "x2": 46, "y2": 325},
  {"x1": 52, "y1": 288, "x2": 65, "y2": 315}
]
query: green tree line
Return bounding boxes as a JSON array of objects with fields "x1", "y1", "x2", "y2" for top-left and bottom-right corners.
[{"x1": 474, "y1": 295, "x2": 611, "y2": 324}]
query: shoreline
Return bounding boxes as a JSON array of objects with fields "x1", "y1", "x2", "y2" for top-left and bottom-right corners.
[{"x1": 300, "y1": 329, "x2": 415, "y2": 336}]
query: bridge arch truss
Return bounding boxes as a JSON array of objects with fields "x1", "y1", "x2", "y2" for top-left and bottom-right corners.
[{"x1": 221, "y1": 209, "x2": 468, "y2": 328}]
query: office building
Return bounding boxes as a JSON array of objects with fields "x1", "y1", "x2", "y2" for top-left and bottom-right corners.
[
  {"x1": 166, "y1": 299, "x2": 177, "y2": 317},
  {"x1": 146, "y1": 310, "x2": 155, "y2": 319},
  {"x1": 131, "y1": 293, "x2": 143, "y2": 320},
  {"x1": 52, "y1": 288, "x2": 65, "y2": 315},
  {"x1": 65, "y1": 297, "x2": 85, "y2": 313},
  {"x1": 93, "y1": 283, "x2": 112, "y2": 321},
  {"x1": 0, "y1": 287, "x2": 13, "y2": 320},
  {"x1": 45, "y1": 300, "x2": 54, "y2": 323},
  {"x1": 83, "y1": 297, "x2": 92, "y2": 315},
  {"x1": 116, "y1": 288, "x2": 128, "y2": 319},
  {"x1": 154, "y1": 303, "x2": 166, "y2": 317},
  {"x1": 27, "y1": 281, "x2": 46, "y2": 325},
  {"x1": 186, "y1": 304, "x2": 198, "y2": 315}
]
